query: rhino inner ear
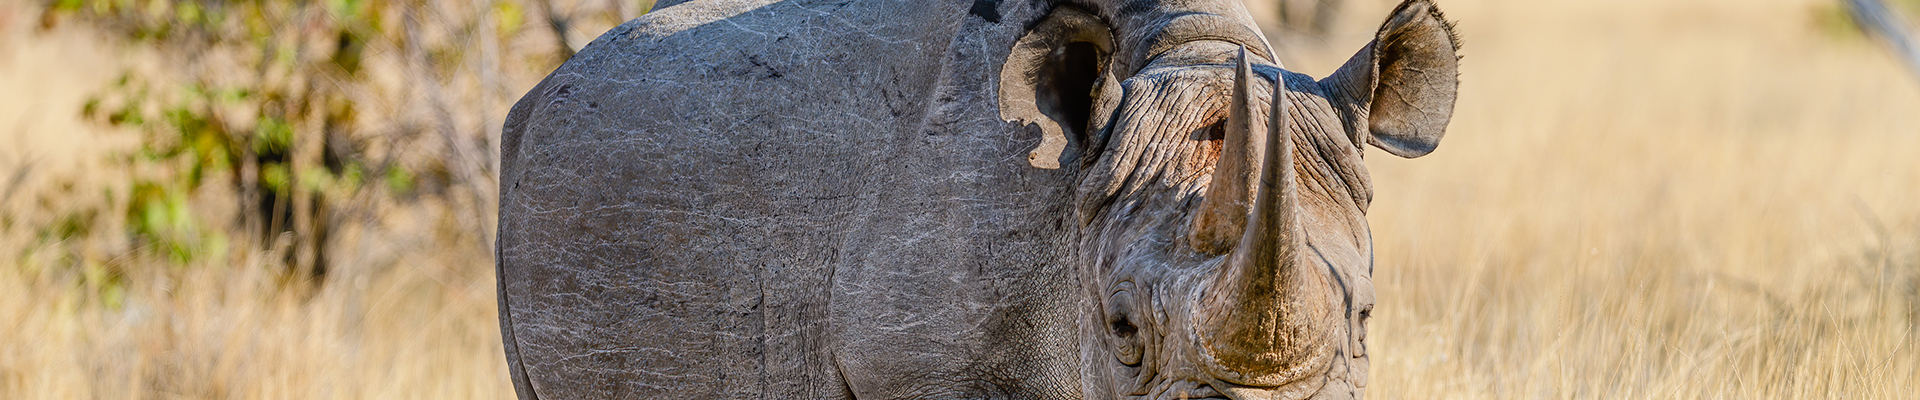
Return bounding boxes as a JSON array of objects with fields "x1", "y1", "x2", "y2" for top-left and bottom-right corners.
[
  {"x1": 1325, "y1": 0, "x2": 1460, "y2": 159},
  {"x1": 1001, "y1": 7, "x2": 1115, "y2": 169}
]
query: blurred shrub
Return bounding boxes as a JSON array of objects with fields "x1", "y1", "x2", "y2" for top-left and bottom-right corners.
[
  {"x1": 38, "y1": 0, "x2": 643, "y2": 287},
  {"x1": 58, "y1": 0, "x2": 417, "y2": 276}
]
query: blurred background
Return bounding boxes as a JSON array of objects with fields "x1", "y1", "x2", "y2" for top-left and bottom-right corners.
[{"x1": 1, "y1": 0, "x2": 1915, "y2": 398}]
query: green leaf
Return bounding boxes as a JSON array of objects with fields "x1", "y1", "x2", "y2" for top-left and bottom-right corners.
[
  {"x1": 494, "y1": 1, "x2": 525, "y2": 36},
  {"x1": 254, "y1": 117, "x2": 292, "y2": 155},
  {"x1": 262, "y1": 162, "x2": 290, "y2": 194},
  {"x1": 384, "y1": 166, "x2": 413, "y2": 194}
]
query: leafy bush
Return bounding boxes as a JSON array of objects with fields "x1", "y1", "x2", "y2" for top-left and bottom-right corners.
[{"x1": 39, "y1": 0, "x2": 640, "y2": 284}]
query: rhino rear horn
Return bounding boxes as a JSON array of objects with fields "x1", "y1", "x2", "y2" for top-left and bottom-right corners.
[
  {"x1": 1189, "y1": 47, "x2": 1263, "y2": 255},
  {"x1": 1324, "y1": 0, "x2": 1461, "y2": 158}
]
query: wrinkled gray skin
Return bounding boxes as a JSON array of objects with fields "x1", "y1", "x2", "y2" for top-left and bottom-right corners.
[{"x1": 495, "y1": 0, "x2": 1460, "y2": 399}]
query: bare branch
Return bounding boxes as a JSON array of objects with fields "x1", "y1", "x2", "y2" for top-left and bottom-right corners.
[{"x1": 1846, "y1": 0, "x2": 1920, "y2": 80}]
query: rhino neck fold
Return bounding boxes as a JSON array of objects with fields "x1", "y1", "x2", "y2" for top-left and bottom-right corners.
[{"x1": 1088, "y1": 0, "x2": 1274, "y2": 75}]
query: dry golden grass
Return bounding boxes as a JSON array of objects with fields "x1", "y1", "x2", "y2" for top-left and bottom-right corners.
[
  {"x1": 1292, "y1": 0, "x2": 1920, "y2": 398},
  {"x1": 3, "y1": 0, "x2": 1917, "y2": 398}
]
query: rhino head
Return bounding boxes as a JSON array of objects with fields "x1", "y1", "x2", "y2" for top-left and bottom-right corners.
[{"x1": 999, "y1": 1, "x2": 1461, "y2": 398}]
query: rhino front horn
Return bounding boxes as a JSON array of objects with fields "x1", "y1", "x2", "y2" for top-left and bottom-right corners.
[{"x1": 1194, "y1": 56, "x2": 1339, "y2": 387}]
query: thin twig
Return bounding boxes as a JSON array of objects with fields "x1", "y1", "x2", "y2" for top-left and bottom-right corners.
[
  {"x1": 1846, "y1": 0, "x2": 1920, "y2": 80},
  {"x1": 403, "y1": 3, "x2": 497, "y2": 253},
  {"x1": 0, "y1": 160, "x2": 31, "y2": 208},
  {"x1": 539, "y1": 0, "x2": 576, "y2": 59}
]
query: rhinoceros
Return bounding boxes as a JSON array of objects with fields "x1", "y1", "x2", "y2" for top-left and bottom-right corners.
[{"x1": 495, "y1": 0, "x2": 1460, "y2": 398}]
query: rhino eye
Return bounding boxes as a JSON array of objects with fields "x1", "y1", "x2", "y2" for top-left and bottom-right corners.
[
  {"x1": 1201, "y1": 120, "x2": 1226, "y2": 141},
  {"x1": 1106, "y1": 290, "x2": 1144, "y2": 366},
  {"x1": 1353, "y1": 305, "x2": 1373, "y2": 358},
  {"x1": 1107, "y1": 314, "x2": 1143, "y2": 365},
  {"x1": 1109, "y1": 318, "x2": 1137, "y2": 337}
]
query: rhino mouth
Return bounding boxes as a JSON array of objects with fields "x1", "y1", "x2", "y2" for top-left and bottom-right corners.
[
  {"x1": 1136, "y1": 379, "x2": 1232, "y2": 400},
  {"x1": 1182, "y1": 384, "x2": 1230, "y2": 399}
]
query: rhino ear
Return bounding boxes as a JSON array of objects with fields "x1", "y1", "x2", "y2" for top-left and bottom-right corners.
[
  {"x1": 1324, "y1": 0, "x2": 1460, "y2": 158},
  {"x1": 1000, "y1": 7, "x2": 1118, "y2": 169}
]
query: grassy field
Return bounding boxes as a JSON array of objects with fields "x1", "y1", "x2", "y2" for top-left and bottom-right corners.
[
  {"x1": 1325, "y1": 0, "x2": 1920, "y2": 398},
  {"x1": 4, "y1": 0, "x2": 1917, "y2": 398}
]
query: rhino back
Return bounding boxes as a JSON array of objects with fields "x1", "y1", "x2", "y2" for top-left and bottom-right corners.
[{"x1": 499, "y1": 1, "x2": 1084, "y2": 398}]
